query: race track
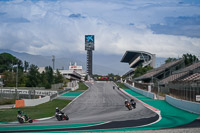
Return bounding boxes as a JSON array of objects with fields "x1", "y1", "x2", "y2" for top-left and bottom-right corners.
[{"x1": 0, "y1": 81, "x2": 159, "y2": 132}]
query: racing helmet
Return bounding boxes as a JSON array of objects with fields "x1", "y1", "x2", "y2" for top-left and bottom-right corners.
[
  {"x1": 56, "y1": 107, "x2": 59, "y2": 112},
  {"x1": 131, "y1": 99, "x2": 134, "y2": 102},
  {"x1": 17, "y1": 110, "x2": 21, "y2": 114}
]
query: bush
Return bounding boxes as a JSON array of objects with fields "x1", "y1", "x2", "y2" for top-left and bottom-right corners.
[{"x1": 0, "y1": 98, "x2": 15, "y2": 105}]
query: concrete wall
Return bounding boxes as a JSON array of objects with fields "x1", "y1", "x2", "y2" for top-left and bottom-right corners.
[
  {"x1": 24, "y1": 96, "x2": 50, "y2": 107},
  {"x1": 71, "y1": 84, "x2": 79, "y2": 91},
  {"x1": 166, "y1": 95, "x2": 200, "y2": 114},
  {"x1": 124, "y1": 83, "x2": 155, "y2": 99}
]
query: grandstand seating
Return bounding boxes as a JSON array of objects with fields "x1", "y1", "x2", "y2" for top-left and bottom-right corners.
[
  {"x1": 135, "y1": 59, "x2": 184, "y2": 82},
  {"x1": 160, "y1": 62, "x2": 200, "y2": 84},
  {"x1": 161, "y1": 72, "x2": 188, "y2": 84},
  {"x1": 181, "y1": 73, "x2": 200, "y2": 81}
]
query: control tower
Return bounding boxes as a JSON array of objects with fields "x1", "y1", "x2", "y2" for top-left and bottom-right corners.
[{"x1": 85, "y1": 35, "x2": 95, "y2": 77}]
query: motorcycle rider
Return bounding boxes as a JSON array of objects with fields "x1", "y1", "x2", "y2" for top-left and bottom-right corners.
[
  {"x1": 17, "y1": 110, "x2": 28, "y2": 121},
  {"x1": 55, "y1": 107, "x2": 69, "y2": 120},
  {"x1": 125, "y1": 99, "x2": 132, "y2": 110},
  {"x1": 125, "y1": 99, "x2": 130, "y2": 106},
  {"x1": 56, "y1": 107, "x2": 63, "y2": 114},
  {"x1": 130, "y1": 99, "x2": 136, "y2": 109},
  {"x1": 124, "y1": 99, "x2": 129, "y2": 105}
]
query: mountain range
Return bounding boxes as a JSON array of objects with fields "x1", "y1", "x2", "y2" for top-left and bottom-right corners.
[{"x1": 0, "y1": 49, "x2": 166, "y2": 75}]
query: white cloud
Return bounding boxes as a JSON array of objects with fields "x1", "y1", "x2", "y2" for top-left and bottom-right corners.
[{"x1": 0, "y1": 0, "x2": 199, "y2": 58}]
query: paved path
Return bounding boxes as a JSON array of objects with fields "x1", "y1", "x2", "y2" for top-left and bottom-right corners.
[{"x1": 0, "y1": 104, "x2": 14, "y2": 109}]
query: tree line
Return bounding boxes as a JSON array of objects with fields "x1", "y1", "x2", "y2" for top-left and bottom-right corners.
[{"x1": 0, "y1": 53, "x2": 64, "y2": 89}]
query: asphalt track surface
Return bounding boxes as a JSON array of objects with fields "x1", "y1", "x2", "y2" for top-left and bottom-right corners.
[{"x1": 0, "y1": 81, "x2": 159, "y2": 132}]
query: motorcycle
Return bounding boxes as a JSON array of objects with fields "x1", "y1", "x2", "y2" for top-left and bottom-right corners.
[
  {"x1": 131, "y1": 102, "x2": 136, "y2": 109},
  {"x1": 17, "y1": 114, "x2": 33, "y2": 124},
  {"x1": 55, "y1": 112, "x2": 69, "y2": 121},
  {"x1": 125, "y1": 102, "x2": 132, "y2": 110}
]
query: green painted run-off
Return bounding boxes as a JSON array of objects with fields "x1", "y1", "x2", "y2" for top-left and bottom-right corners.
[{"x1": 61, "y1": 92, "x2": 82, "y2": 97}]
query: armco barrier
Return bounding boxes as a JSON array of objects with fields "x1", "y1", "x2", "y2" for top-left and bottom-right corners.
[
  {"x1": 124, "y1": 83, "x2": 155, "y2": 99},
  {"x1": 24, "y1": 96, "x2": 50, "y2": 107},
  {"x1": 166, "y1": 95, "x2": 200, "y2": 114}
]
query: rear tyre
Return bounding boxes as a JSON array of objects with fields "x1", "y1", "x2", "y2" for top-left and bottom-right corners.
[
  {"x1": 65, "y1": 115, "x2": 69, "y2": 120},
  {"x1": 29, "y1": 119, "x2": 33, "y2": 123},
  {"x1": 56, "y1": 115, "x2": 62, "y2": 121},
  {"x1": 18, "y1": 118, "x2": 24, "y2": 124}
]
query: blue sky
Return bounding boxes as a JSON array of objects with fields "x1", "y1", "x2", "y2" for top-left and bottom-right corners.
[{"x1": 0, "y1": 0, "x2": 200, "y2": 58}]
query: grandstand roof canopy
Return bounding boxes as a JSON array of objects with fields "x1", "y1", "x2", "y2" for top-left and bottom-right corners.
[{"x1": 121, "y1": 51, "x2": 155, "y2": 68}]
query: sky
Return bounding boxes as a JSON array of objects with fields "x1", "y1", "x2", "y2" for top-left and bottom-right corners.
[{"x1": 0, "y1": 0, "x2": 200, "y2": 59}]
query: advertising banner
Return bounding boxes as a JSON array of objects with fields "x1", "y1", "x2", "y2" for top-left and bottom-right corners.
[{"x1": 85, "y1": 35, "x2": 95, "y2": 50}]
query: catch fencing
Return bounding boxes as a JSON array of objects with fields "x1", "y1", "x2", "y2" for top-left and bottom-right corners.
[{"x1": 168, "y1": 81, "x2": 200, "y2": 102}]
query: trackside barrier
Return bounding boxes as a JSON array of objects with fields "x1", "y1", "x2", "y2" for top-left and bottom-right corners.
[
  {"x1": 124, "y1": 83, "x2": 155, "y2": 99},
  {"x1": 15, "y1": 96, "x2": 50, "y2": 107},
  {"x1": 166, "y1": 95, "x2": 200, "y2": 114},
  {"x1": 15, "y1": 100, "x2": 25, "y2": 108},
  {"x1": 24, "y1": 96, "x2": 50, "y2": 107}
]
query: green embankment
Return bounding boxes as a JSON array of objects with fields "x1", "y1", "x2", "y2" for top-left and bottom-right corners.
[
  {"x1": 76, "y1": 82, "x2": 89, "y2": 91},
  {"x1": 61, "y1": 82, "x2": 88, "y2": 97},
  {"x1": 115, "y1": 82, "x2": 127, "y2": 88},
  {"x1": 0, "y1": 99, "x2": 71, "y2": 122},
  {"x1": 71, "y1": 82, "x2": 89, "y2": 92}
]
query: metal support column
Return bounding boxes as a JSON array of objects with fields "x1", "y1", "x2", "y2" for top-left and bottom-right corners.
[{"x1": 87, "y1": 50, "x2": 93, "y2": 76}]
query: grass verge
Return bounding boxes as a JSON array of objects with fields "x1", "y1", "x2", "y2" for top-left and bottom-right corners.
[
  {"x1": 115, "y1": 82, "x2": 127, "y2": 88},
  {"x1": 0, "y1": 99, "x2": 71, "y2": 122},
  {"x1": 72, "y1": 82, "x2": 88, "y2": 92}
]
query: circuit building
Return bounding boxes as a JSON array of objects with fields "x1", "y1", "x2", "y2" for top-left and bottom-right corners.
[{"x1": 121, "y1": 51, "x2": 156, "y2": 80}]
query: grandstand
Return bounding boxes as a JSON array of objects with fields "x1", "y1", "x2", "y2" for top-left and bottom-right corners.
[
  {"x1": 121, "y1": 51, "x2": 156, "y2": 68},
  {"x1": 160, "y1": 62, "x2": 200, "y2": 84},
  {"x1": 134, "y1": 59, "x2": 184, "y2": 83},
  {"x1": 121, "y1": 51, "x2": 156, "y2": 80},
  {"x1": 120, "y1": 51, "x2": 200, "y2": 102}
]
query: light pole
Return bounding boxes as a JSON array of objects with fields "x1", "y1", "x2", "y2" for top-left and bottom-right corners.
[
  {"x1": 16, "y1": 65, "x2": 18, "y2": 89},
  {"x1": 13, "y1": 64, "x2": 18, "y2": 89},
  {"x1": 152, "y1": 76, "x2": 160, "y2": 100}
]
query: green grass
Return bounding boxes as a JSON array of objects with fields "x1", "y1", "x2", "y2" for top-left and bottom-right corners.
[
  {"x1": 72, "y1": 82, "x2": 88, "y2": 92},
  {"x1": 0, "y1": 99, "x2": 71, "y2": 122},
  {"x1": 115, "y1": 82, "x2": 127, "y2": 88},
  {"x1": 0, "y1": 98, "x2": 15, "y2": 105}
]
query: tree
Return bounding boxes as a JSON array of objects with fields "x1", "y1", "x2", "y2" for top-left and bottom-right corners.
[
  {"x1": 54, "y1": 69, "x2": 64, "y2": 83},
  {"x1": 165, "y1": 57, "x2": 177, "y2": 64},
  {"x1": 24, "y1": 61, "x2": 29, "y2": 72},
  {"x1": 133, "y1": 65, "x2": 153, "y2": 78},
  {"x1": 2, "y1": 70, "x2": 15, "y2": 87},
  {"x1": 26, "y1": 64, "x2": 40, "y2": 87},
  {"x1": 0, "y1": 53, "x2": 19, "y2": 73},
  {"x1": 183, "y1": 53, "x2": 199, "y2": 66},
  {"x1": 45, "y1": 66, "x2": 54, "y2": 84}
]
